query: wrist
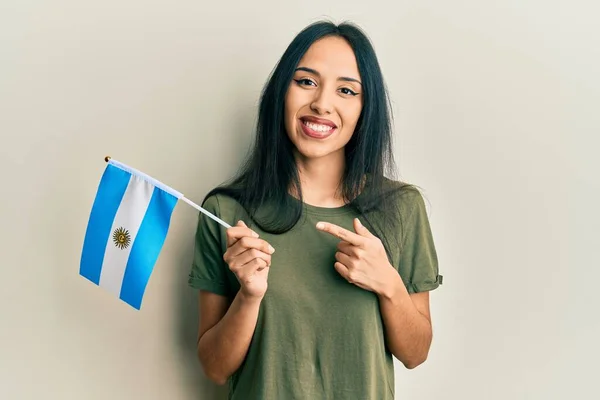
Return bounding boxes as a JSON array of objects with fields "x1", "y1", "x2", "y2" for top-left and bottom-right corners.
[
  {"x1": 238, "y1": 290, "x2": 265, "y2": 307},
  {"x1": 377, "y1": 267, "x2": 406, "y2": 301}
]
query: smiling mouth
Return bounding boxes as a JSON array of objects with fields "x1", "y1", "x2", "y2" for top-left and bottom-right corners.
[{"x1": 299, "y1": 119, "x2": 337, "y2": 139}]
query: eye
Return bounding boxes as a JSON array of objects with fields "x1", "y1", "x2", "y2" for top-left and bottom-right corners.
[
  {"x1": 339, "y1": 87, "x2": 359, "y2": 96},
  {"x1": 294, "y1": 78, "x2": 317, "y2": 87}
]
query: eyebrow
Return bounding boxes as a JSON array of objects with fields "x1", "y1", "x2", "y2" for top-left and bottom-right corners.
[{"x1": 295, "y1": 66, "x2": 362, "y2": 86}]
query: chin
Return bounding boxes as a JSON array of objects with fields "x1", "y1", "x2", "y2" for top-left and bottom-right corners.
[{"x1": 293, "y1": 143, "x2": 344, "y2": 161}]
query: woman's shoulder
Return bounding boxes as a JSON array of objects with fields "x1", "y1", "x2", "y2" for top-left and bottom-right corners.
[
  {"x1": 202, "y1": 191, "x2": 235, "y2": 210},
  {"x1": 201, "y1": 190, "x2": 249, "y2": 223},
  {"x1": 378, "y1": 177, "x2": 426, "y2": 213}
]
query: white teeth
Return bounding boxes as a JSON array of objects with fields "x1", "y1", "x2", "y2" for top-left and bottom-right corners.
[{"x1": 303, "y1": 121, "x2": 333, "y2": 132}]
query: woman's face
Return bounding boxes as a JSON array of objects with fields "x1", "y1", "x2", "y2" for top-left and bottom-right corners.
[{"x1": 284, "y1": 36, "x2": 364, "y2": 162}]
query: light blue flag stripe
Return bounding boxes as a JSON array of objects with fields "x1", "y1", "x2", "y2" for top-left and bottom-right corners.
[
  {"x1": 80, "y1": 164, "x2": 131, "y2": 285},
  {"x1": 119, "y1": 186, "x2": 178, "y2": 309}
]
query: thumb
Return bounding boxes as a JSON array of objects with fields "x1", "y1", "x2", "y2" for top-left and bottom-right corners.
[
  {"x1": 237, "y1": 220, "x2": 259, "y2": 237},
  {"x1": 353, "y1": 218, "x2": 373, "y2": 237}
]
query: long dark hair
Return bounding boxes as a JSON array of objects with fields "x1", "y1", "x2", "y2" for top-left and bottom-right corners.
[{"x1": 205, "y1": 20, "x2": 412, "y2": 245}]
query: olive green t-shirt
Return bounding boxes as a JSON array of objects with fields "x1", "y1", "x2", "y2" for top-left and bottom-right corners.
[{"x1": 188, "y1": 186, "x2": 441, "y2": 400}]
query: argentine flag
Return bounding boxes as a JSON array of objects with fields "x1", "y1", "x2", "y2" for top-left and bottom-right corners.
[{"x1": 80, "y1": 158, "x2": 182, "y2": 310}]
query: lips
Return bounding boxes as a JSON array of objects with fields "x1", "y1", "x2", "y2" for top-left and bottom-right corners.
[{"x1": 299, "y1": 116, "x2": 337, "y2": 139}]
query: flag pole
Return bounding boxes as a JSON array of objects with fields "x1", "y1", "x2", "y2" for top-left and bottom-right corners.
[
  {"x1": 180, "y1": 197, "x2": 232, "y2": 228},
  {"x1": 104, "y1": 156, "x2": 232, "y2": 229}
]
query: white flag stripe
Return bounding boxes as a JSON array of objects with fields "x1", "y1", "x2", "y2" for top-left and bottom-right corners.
[{"x1": 98, "y1": 175, "x2": 154, "y2": 297}]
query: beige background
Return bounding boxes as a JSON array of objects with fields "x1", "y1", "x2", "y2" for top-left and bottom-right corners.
[{"x1": 1, "y1": 1, "x2": 598, "y2": 399}]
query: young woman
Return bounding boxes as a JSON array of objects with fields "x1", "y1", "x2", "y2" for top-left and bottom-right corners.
[{"x1": 188, "y1": 20, "x2": 442, "y2": 400}]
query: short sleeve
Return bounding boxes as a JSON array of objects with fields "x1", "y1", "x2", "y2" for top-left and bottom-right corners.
[
  {"x1": 398, "y1": 191, "x2": 442, "y2": 294},
  {"x1": 187, "y1": 195, "x2": 231, "y2": 296}
]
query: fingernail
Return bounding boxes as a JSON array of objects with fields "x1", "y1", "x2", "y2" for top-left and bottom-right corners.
[
  {"x1": 316, "y1": 222, "x2": 324, "y2": 229},
  {"x1": 268, "y1": 245, "x2": 275, "y2": 253},
  {"x1": 252, "y1": 231, "x2": 259, "y2": 238},
  {"x1": 355, "y1": 218, "x2": 362, "y2": 226}
]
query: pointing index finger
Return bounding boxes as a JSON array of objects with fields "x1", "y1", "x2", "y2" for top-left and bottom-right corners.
[{"x1": 316, "y1": 221, "x2": 364, "y2": 246}]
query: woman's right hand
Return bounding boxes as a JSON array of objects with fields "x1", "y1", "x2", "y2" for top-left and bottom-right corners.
[{"x1": 223, "y1": 220, "x2": 274, "y2": 300}]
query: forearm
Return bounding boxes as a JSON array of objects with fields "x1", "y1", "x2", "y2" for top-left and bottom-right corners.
[
  {"x1": 378, "y1": 274, "x2": 432, "y2": 369},
  {"x1": 197, "y1": 292, "x2": 262, "y2": 384}
]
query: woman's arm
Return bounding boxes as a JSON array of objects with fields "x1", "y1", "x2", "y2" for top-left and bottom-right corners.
[
  {"x1": 195, "y1": 220, "x2": 273, "y2": 385},
  {"x1": 378, "y1": 278, "x2": 433, "y2": 369},
  {"x1": 196, "y1": 290, "x2": 262, "y2": 385}
]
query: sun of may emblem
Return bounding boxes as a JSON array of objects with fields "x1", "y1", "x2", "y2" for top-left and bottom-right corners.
[{"x1": 112, "y1": 227, "x2": 131, "y2": 250}]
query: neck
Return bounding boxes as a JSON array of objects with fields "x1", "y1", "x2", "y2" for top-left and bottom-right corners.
[{"x1": 293, "y1": 150, "x2": 347, "y2": 208}]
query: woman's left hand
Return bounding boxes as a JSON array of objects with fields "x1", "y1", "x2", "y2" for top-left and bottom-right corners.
[{"x1": 316, "y1": 218, "x2": 400, "y2": 296}]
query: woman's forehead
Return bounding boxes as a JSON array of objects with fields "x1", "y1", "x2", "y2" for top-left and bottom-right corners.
[{"x1": 297, "y1": 37, "x2": 360, "y2": 79}]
